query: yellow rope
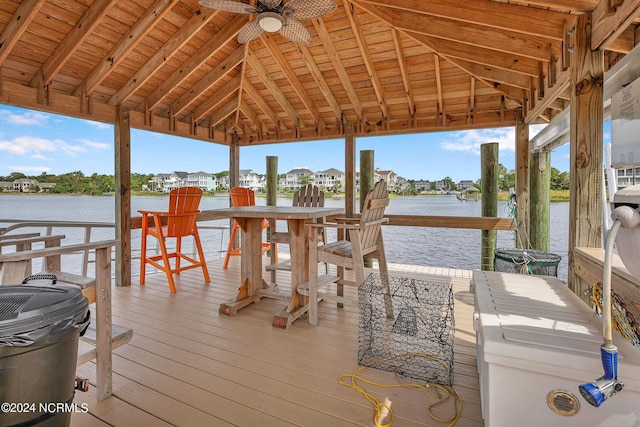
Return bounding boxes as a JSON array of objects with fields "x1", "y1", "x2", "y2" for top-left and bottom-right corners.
[{"x1": 339, "y1": 353, "x2": 463, "y2": 426}]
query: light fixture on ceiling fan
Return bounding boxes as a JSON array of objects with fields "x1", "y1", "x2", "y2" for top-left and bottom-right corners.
[{"x1": 199, "y1": 0, "x2": 337, "y2": 44}]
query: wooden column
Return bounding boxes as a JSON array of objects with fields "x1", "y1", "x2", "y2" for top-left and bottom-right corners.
[
  {"x1": 481, "y1": 143, "x2": 499, "y2": 271},
  {"x1": 266, "y1": 156, "x2": 278, "y2": 274},
  {"x1": 229, "y1": 135, "x2": 240, "y2": 248},
  {"x1": 114, "y1": 105, "x2": 131, "y2": 287},
  {"x1": 529, "y1": 150, "x2": 551, "y2": 251},
  {"x1": 515, "y1": 108, "x2": 530, "y2": 249},
  {"x1": 569, "y1": 14, "x2": 604, "y2": 302},
  {"x1": 344, "y1": 122, "x2": 356, "y2": 218}
]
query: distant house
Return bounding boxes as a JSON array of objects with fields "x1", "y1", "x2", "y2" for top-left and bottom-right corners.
[
  {"x1": 239, "y1": 169, "x2": 263, "y2": 190},
  {"x1": 435, "y1": 180, "x2": 446, "y2": 191},
  {"x1": 414, "y1": 179, "x2": 430, "y2": 192},
  {"x1": 617, "y1": 166, "x2": 640, "y2": 189},
  {"x1": 186, "y1": 171, "x2": 217, "y2": 192},
  {"x1": 281, "y1": 167, "x2": 315, "y2": 190},
  {"x1": 163, "y1": 171, "x2": 189, "y2": 192},
  {"x1": 375, "y1": 168, "x2": 398, "y2": 188},
  {"x1": 8, "y1": 179, "x2": 56, "y2": 193},
  {"x1": 0, "y1": 181, "x2": 12, "y2": 192},
  {"x1": 314, "y1": 168, "x2": 344, "y2": 191},
  {"x1": 149, "y1": 173, "x2": 171, "y2": 192},
  {"x1": 457, "y1": 180, "x2": 475, "y2": 190}
]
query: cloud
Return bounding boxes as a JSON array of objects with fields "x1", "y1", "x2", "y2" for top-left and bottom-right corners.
[
  {"x1": 0, "y1": 109, "x2": 49, "y2": 126},
  {"x1": 440, "y1": 128, "x2": 516, "y2": 155},
  {"x1": 9, "y1": 165, "x2": 51, "y2": 173},
  {"x1": 0, "y1": 135, "x2": 86, "y2": 158},
  {"x1": 78, "y1": 138, "x2": 111, "y2": 150},
  {"x1": 83, "y1": 119, "x2": 111, "y2": 130}
]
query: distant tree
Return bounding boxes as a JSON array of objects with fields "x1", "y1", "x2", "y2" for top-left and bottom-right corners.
[
  {"x1": 550, "y1": 167, "x2": 570, "y2": 190},
  {"x1": 333, "y1": 179, "x2": 342, "y2": 193},
  {"x1": 497, "y1": 163, "x2": 515, "y2": 191},
  {"x1": 299, "y1": 174, "x2": 314, "y2": 186},
  {"x1": 442, "y1": 176, "x2": 455, "y2": 191}
]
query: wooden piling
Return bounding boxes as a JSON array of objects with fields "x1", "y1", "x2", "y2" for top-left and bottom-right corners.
[
  {"x1": 481, "y1": 143, "x2": 499, "y2": 271},
  {"x1": 529, "y1": 150, "x2": 551, "y2": 252},
  {"x1": 266, "y1": 156, "x2": 278, "y2": 274}
]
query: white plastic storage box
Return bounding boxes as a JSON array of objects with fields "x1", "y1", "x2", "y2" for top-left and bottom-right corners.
[{"x1": 472, "y1": 271, "x2": 640, "y2": 427}]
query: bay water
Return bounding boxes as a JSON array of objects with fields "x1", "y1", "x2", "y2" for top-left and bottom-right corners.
[{"x1": 0, "y1": 194, "x2": 570, "y2": 281}]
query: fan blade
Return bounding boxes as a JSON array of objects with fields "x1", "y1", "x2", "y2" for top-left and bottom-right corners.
[
  {"x1": 286, "y1": 0, "x2": 337, "y2": 20},
  {"x1": 258, "y1": 0, "x2": 283, "y2": 7},
  {"x1": 238, "y1": 21, "x2": 264, "y2": 43},
  {"x1": 199, "y1": 0, "x2": 256, "y2": 14},
  {"x1": 279, "y1": 18, "x2": 311, "y2": 44}
]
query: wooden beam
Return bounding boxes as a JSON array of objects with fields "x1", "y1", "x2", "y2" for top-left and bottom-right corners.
[
  {"x1": 246, "y1": 48, "x2": 305, "y2": 128},
  {"x1": 108, "y1": 7, "x2": 218, "y2": 105},
  {"x1": 343, "y1": 1, "x2": 388, "y2": 118},
  {"x1": 139, "y1": 13, "x2": 243, "y2": 112},
  {"x1": 344, "y1": 122, "x2": 356, "y2": 218},
  {"x1": 162, "y1": 46, "x2": 244, "y2": 119},
  {"x1": 262, "y1": 33, "x2": 323, "y2": 127},
  {"x1": 209, "y1": 99, "x2": 238, "y2": 128},
  {"x1": 569, "y1": 13, "x2": 604, "y2": 302},
  {"x1": 434, "y1": 55, "x2": 444, "y2": 124},
  {"x1": 525, "y1": 68, "x2": 570, "y2": 123},
  {"x1": 312, "y1": 17, "x2": 364, "y2": 118},
  {"x1": 591, "y1": 0, "x2": 640, "y2": 50},
  {"x1": 31, "y1": 0, "x2": 116, "y2": 87},
  {"x1": 355, "y1": 0, "x2": 568, "y2": 41},
  {"x1": 354, "y1": 2, "x2": 551, "y2": 62},
  {"x1": 242, "y1": 77, "x2": 287, "y2": 130},
  {"x1": 235, "y1": 44, "x2": 249, "y2": 131},
  {"x1": 391, "y1": 29, "x2": 415, "y2": 116},
  {"x1": 0, "y1": 0, "x2": 45, "y2": 65},
  {"x1": 192, "y1": 75, "x2": 240, "y2": 123},
  {"x1": 296, "y1": 43, "x2": 343, "y2": 121},
  {"x1": 74, "y1": 0, "x2": 179, "y2": 98}
]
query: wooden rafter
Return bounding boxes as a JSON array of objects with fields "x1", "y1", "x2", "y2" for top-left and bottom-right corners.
[
  {"x1": 162, "y1": 46, "x2": 245, "y2": 119},
  {"x1": 0, "y1": 0, "x2": 45, "y2": 65},
  {"x1": 262, "y1": 33, "x2": 323, "y2": 127},
  {"x1": 243, "y1": 78, "x2": 287, "y2": 131},
  {"x1": 391, "y1": 29, "x2": 414, "y2": 116},
  {"x1": 139, "y1": 13, "x2": 244, "y2": 112},
  {"x1": 245, "y1": 48, "x2": 304, "y2": 128},
  {"x1": 355, "y1": 0, "x2": 567, "y2": 40},
  {"x1": 210, "y1": 99, "x2": 238, "y2": 129},
  {"x1": 343, "y1": 1, "x2": 387, "y2": 119},
  {"x1": 434, "y1": 55, "x2": 443, "y2": 120},
  {"x1": 591, "y1": 0, "x2": 640, "y2": 50},
  {"x1": 235, "y1": 44, "x2": 249, "y2": 131},
  {"x1": 108, "y1": 7, "x2": 218, "y2": 105},
  {"x1": 525, "y1": 68, "x2": 570, "y2": 123},
  {"x1": 353, "y1": 2, "x2": 551, "y2": 62},
  {"x1": 73, "y1": 0, "x2": 179, "y2": 98},
  {"x1": 31, "y1": 0, "x2": 117, "y2": 87},
  {"x1": 192, "y1": 75, "x2": 240, "y2": 123},
  {"x1": 312, "y1": 16, "x2": 364, "y2": 118},
  {"x1": 295, "y1": 43, "x2": 343, "y2": 122}
]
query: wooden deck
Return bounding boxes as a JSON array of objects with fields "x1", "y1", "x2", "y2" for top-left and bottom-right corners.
[{"x1": 71, "y1": 257, "x2": 483, "y2": 426}]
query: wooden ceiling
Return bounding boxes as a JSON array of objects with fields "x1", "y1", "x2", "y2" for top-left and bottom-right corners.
[{"x1": 0, "y1": 0, "x2": 639, "y2": 146}]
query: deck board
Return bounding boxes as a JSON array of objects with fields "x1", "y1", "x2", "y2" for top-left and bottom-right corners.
[{"x1": 73, "y1": 257, "x2": 483, "y2": 426}]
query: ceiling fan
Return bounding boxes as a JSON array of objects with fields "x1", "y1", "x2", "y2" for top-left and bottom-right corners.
[{"x1": 199, "y1": 0, "x2": 337, "y2": 44}]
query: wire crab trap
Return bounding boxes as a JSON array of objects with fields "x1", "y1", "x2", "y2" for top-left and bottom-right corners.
[
  {"x1": 494, "y1": 248, "x2": 562, "y2": 277},
  {"x1": 357, "y1": 274, "x2": 454, "y2": 386},
  {"x1": 592, "y1": 282, "x2": 640, "y2": 350}
]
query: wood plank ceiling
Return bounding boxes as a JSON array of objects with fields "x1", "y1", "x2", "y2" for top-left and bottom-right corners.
[{"x1": 0, "y1": 0, "x2": 638, "y2": 146}]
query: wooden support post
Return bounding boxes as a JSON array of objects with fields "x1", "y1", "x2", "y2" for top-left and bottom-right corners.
[
  {"x1": 569, "y1": 13, "x2": 604, "y2": 302},
  {"x1": 266, "y1": 156, "x2": 278, "y2": 278},
  {"x1": 529, "y1": 150, "x2": 551, "y2": 251},
  {"x1": 360, "y1": 150, "x2": 375, "y2": 268},
  {"x1": 481, "y1": 143, "x2": 499, "y2": 271},
  {"x1": 344, "y1": 122, "x2": 356, "y2": 219},
  {"x1": 229, "y1": 135, "x2": 240, "y2": 248},
  {"x1": 114, "y1": 105, "x2": 131, "y2": 287},
  {"x1": 515, "y1": 108, "x2": 530, "y2": 249}
]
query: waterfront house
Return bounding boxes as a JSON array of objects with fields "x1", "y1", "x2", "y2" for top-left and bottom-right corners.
[
  {"x1": 457, "y1": 180, "x2": 476, "y2": 191},
  {"x1": 281, "y1": 167, "x2": 316, "y2": 190},
  {"x1": 414, "y1": 179, "x2": 431, "y2": 193},
  {"x1": 1, "y1": 1, "x2": 640, "y2": 425},
  {"x1": 238, "y1": 169, "x2": 263, "y2": 190},
  {"x1": 186, "y1": 171, "x2": 217, "y2": 192},
  {"x1": 314, "y1": 168, "x2": 345, "y2": 192}
]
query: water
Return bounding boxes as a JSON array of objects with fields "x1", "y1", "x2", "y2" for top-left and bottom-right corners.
[{"x1": 0, "y1": 194, "x2": 569, "y2": 281}]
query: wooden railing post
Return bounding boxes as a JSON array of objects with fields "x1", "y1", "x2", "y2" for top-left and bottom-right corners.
[{"x1": 481, "y1": 143, "x2": 499, "y2": 271}]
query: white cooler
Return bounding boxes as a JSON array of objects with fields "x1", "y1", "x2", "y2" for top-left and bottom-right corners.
[{"x1": 472, "y1": 270, "x2": 640, "y2": 427}]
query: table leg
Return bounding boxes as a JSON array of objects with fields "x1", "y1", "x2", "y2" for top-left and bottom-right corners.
[
  {"x1": 273, "y1": 219, "x2": 309, "y2": 328},
  {"x1": 219, "y1": 218, "x2": 264, "y2": 315}
]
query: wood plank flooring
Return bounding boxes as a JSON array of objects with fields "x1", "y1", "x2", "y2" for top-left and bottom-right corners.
[{"x1": 71, "y1": 258, "x2": 483, "y2": 426}]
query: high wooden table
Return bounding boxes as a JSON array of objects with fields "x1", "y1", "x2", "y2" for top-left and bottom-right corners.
[{"x1": 205, "y1": 206, "x2": 343, "y2": 328}]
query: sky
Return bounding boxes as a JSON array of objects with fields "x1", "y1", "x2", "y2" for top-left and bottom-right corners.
[{"x1": 0, "y1": 105, "x2": 581, "y2": 182}]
